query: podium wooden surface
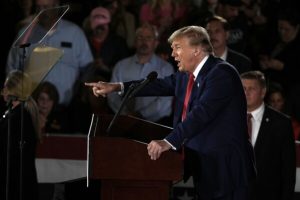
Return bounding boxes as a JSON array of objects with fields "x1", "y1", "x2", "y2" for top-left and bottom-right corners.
[{"x1": 90, "y1": 114, "x2": 183, "y2": 200}]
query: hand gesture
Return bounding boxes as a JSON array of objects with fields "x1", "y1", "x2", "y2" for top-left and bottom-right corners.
[{"x1": 85, "y1": 81, "x2": 121, "y2": 97}]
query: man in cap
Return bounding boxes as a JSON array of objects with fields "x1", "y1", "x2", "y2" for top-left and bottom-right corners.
[{"x1": 84, "y1": 6, "x2": 129, "y2": 81}]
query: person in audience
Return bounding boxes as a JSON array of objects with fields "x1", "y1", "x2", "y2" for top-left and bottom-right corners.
[
  {"x1": 187, "y1": 0, "x2": 217, "y2": 26},
  {"x1": 6, "y1": 0, "x2": 94, "y2": 107},
  {"x1": 205, "y1": 15, "x2": 252, "y2": 74},
  {"x1": 0, "y1": 70, "x2": 40, "y2": 200},
  {"x1": 266, "y1": 82, "x2": 300, "y2": 140},
  {"x1": 83, "y1": 6, "x2": 129, "y2": 81},
  {"x1": 240, "y1": 0, "x2": 279, "y2": 62},
  {"x1": 15, "y1": 0, "x2": 35, "y2": 32},
  {"x1": 32, "y1": 81, "x2": 70, "y2": 135},
  {"x1": 258, "y1": 8, "x2": 300, "y2": 122},
  {"x1": 107, "y1": 24, "x2": 174, "y2": 125},
  {"x1": 216, "y1": 0, "x2": 250, "y2": 53},
  {"x1": 241, "y1": 70, "x2": 296, "y2": 200},
  {"x1": 258, "y1": 8, "x2": 300, "y2": 89},
  {"x1": 139, "y1": 0, "x2": 188, "y2": 42},
  {"x1": 101, "y1": 0, "x2": 136, "y2": 49}
]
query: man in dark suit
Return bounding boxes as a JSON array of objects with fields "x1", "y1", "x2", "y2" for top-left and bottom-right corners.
[
  {"x1": 86, "y1": 26, "x2": 256, "y2": 200},
  {"x1": 241, "y1": 71, "x2": 296, "y2": 200},
  {"x1": 205, "y1": 15, "x2": 252, "y2": 74}
]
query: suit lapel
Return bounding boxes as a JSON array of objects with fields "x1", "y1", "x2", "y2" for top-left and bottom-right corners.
[
  {"x1": 177, "y1": 56, "x2": 222, "y2": 120},
  {"x1": 254, "y1": 107, "x2": 272, "y2": 153},
  {"x1": 188, "y1": 56, "x2": 218, "y2": 109}
]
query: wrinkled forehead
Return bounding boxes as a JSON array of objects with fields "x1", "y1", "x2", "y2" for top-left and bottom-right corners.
[{"x1": 171, "y1": 36, "x2": 191, "y2": 47}]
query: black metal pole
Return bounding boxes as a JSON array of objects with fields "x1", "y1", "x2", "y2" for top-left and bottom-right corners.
[
  {"x1": 5, "y1": 102, "x2": 13, "y2": 200},
  {"x1": 19, "y1": 101, "x2": 25, "y2": 200}
]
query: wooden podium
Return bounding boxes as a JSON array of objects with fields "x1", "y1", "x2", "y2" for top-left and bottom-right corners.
[{"x1": 90, "y1": 114, "x2": 183, "y2": 200}]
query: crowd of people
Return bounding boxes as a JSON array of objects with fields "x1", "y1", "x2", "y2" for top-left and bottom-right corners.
[{"x1": 0, "y1": 0, "x2": 300, "y2": 200}]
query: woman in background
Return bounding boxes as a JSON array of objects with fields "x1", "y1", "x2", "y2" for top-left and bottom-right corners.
[
  {"x1": 0, "y1": 70, "x2": 40, "y2": 200},
  {"x1": 33, "y1": 81, "x2": 69, "y2": 135},
  {"x1": 266, "y1": 82, "x2": 300, "y2": 140}
]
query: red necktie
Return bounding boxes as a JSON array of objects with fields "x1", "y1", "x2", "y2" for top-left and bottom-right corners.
[
  {"x1": 247, "y1": 113, "x2": 253, "y2": 140},
  {"x1": 180, "y1": 73, "x2": 194, "y2": 160},
  {"x1": 182, "y1": 73, "x2": 195, "y2": 120}
]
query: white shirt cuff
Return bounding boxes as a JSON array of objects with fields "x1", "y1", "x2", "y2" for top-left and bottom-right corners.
[
  {"x1": 164, "y1": 139, "x2": 176, "y2": 150},
  {"x1": 118, "y1": 82, "x2": 124, "y2": 95}
]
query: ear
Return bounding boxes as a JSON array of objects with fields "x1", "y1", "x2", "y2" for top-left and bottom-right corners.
[
  {"x1": 261, "y1": 87, "x2": 267, "y2": 99},
  {"x1": 194, "y1": 47, "x2": 201, "y2": 56},
  {"x1": 225, "y1": 31, "x2": 230, "y2": 41}
]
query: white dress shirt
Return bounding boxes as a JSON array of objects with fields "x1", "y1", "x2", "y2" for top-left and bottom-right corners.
[{"x1": 248, "y1": 103, "x2": 265, "y2": 146}]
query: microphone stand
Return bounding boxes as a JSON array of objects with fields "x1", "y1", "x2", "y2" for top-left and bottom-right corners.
[
  {"x1": 5, "y1": 43, "x2": 29, "y2": 200},
  {"x1": 106, "y1": 83, "x2": 137, "y2": 134},
  {"x1": 106, "y1": 71, "x2": 158, "y2": 134},
  {"x1": 5, "y1": 98, "x2": 26, "y2": 200},
  {"x1": 5, "y1": 97, "x2": 14, "y2": 200},
  {"x1": 18, "y1": 43, "x2": 28, "y2": 200}
]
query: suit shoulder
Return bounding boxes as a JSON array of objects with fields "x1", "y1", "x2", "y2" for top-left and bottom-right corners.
[
  {"x1": 228, "y1": 48, "x2": 251, "y2": 62},
  {"x1": 265, "y1": 106, "x2": 292, "y2": 122},
  {"x1": 215, "y1": 58, "x2": 240, "y2": 77}
]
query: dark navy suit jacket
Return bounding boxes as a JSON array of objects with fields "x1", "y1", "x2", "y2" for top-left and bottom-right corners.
[
  {"x1": 249, "y1": 106, "x2": 296, "y2": 200},
  {"x1": 226, "y1": 48, "x2": 252, "y2": 74},
  {"x1": 124, "y1": 55, "x2": 256, "y2": 198}
]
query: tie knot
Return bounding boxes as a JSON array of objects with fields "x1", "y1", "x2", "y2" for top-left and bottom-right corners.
[
  {"x1": 188, "y1": 73, "x2": 195, "y2": 85},
  {"x1": 189, "y1": 73, "x2": 195, "y2": 80},
  {"x1": 247, "y1": 113, "x2": 253, "y2": 120}
]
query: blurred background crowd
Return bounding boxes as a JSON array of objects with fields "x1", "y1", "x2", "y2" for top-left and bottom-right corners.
[
  {"x1": 1, "y1": 0, "x2": 300, "y2": 139},
  {"x1": 0, "y1": 0, "x2": 300, "y2": 199}
]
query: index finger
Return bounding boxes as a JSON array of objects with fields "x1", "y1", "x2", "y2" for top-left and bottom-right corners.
[{"x1": 85, "y1": 82, "x2": 98, "y2": 87}]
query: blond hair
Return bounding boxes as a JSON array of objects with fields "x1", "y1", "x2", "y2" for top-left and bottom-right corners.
[
  {"x1": 168, "y1": 26, "x2": 213, "y2": 53},
  {"x1": 5, "y1": 70, "x2": 41, "y2": 140}
]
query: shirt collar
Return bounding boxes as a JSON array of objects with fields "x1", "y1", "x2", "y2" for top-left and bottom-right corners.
[
  {"x1": 220, "y1": 47, "x2": 228, "y2": 61},
  {"x1": 193, "y1": 55, "x2": 209, "y2": 79},
  {"x1": 249, "y1": 103, "x2": 265, "y2": 121},
  {"x1": 133, "y1": 54, "x2": 155, "y2": 65}
]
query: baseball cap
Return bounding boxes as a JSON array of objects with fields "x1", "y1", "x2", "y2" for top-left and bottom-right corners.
[{"x1": 90, "y1": 6, "x2": 111, "y2": 30}]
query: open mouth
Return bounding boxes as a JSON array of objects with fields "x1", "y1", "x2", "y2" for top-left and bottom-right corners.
[{"x1": 175, "y1": 59, "x2": 181, "y2": 67}]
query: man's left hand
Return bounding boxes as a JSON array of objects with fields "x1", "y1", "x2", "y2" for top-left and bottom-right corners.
[{"x1": 147, "y1": 140, "x2": 172, "y2": 160}]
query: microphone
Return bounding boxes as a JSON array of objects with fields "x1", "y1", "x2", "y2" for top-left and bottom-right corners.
[
  {"x1": 106, "y1": 71, "x2": 158, "y2": 134},
  {"x1": 128, "y1": 71, "x2": 158, "y2": 99},
  {"x1": 1, "y1": 96, "x2": 18, "y2": 122},
  {"x1": 6, "y1": 95, "x2": 18, "y2": 107}
]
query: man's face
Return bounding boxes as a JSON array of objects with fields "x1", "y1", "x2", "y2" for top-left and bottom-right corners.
[
  {"x1": 242, "y1": 79, "x2": 266, "y2": 111},
  {"x1": 36, "y1": 0, "x2": 59, "y2": 26},
  {"x1": 268, "y1": 92, "x2": 285, "y2": 112},
  {"x1": 219, "y1": 5, "x2": 239, "y2": 21},
  {"x1": 171, "y1": 37, "x2": 198, "y2": 73},
  {"x1": 37, "y1": 92, "x2": 54, "y2": 116},
  {"x1": 135, "y1": 28, "x2": 157, "y2": 56},
  {"x1": 278, "y1": 20, "x2": 299, "y2": 43},
  {"x1": 206, "y1": 20, "x2": 228, "y2": 50},
  {"x1": 93, "y1": 24, "x2": 109, "y2": 36}
]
